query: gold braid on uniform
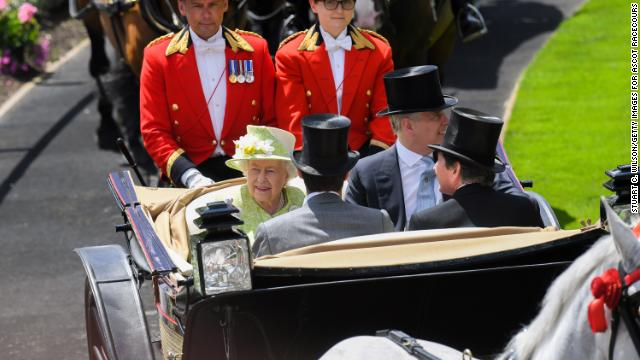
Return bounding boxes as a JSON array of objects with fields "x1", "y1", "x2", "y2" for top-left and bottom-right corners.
[
  {"x1": 235, "y1": 29, "x2": 264, "y2": 39},
  {"x1": 297, "y1": 25, "x2": 320, "y2": 51},
  {"x1": 358, "y1": 28, "x2": 390, "y2": 45},
  {"x1": 146, "y1": 32, "x2": 174, "y2": 49},
  {"x1": 224, "y1": 28, "x2": 255, "y2": 53},
  {"x1": 166, "y1": 28, "x2": 190, "y2": 56},
  {"x1": 278, "y1": 30, "x2": 304, "y2": 50}
]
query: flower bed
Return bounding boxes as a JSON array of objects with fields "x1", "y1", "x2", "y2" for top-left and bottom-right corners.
[
  {"x1": 0, "y1": 2, "x2": 86, "y2": 109},
  {"x1": 0, "y1": 1, "x2": 49, "y2": 76}
]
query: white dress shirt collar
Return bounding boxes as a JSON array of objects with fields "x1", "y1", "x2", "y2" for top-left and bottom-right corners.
[
  {"x1": 396, "y1": 140, "x2": 441, "y2": 225},
  {"x1": 396, "y1": 140, "x2": 430, "y2": 167},
  {"x1": 190, "y1": 26, "x2": 224, "y2": 51},
  {"x1": 319, "y1": 26, "x2": 352, "y2": 51}
]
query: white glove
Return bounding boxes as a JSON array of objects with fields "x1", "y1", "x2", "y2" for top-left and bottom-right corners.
[{"x1": 181, "y1": 168, "x2": 215, "y2": 188}]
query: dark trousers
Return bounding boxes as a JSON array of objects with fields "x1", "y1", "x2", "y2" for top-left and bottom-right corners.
[{"x1": 197, "y1": 156, "x2": 243, "y2": 182}]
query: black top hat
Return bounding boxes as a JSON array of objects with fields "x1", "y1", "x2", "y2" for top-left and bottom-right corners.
[
  {"x1": 377, "y1": 65, "x2": 458, "y2": 116},
  {"x1": 292, "y1": 114, "x2": 360, "y2": 176},
  {"x1": 428, "y1": 107, "x2": 506, "y2": 172}
]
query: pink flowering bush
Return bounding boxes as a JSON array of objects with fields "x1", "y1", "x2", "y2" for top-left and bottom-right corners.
[{"x1": 0, "y1": 1, "x2": 49, "y2": 76}]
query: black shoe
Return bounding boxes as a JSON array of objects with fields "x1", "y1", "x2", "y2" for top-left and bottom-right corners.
[{"x1": 456, "y1": 4, "x2": 487, "y2": 43}]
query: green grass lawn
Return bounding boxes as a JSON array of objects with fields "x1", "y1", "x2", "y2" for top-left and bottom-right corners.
[{"x1": 505, "y1": 0, "x2": 629, "y2": 229}]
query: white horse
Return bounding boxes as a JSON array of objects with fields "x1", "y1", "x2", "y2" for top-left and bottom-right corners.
[
  {"x1": 321, "y1": 200, "x2": 640, "y2": 360},
  {"x1": 497, "y1": 201, "x2": 640, "y2": 360}
]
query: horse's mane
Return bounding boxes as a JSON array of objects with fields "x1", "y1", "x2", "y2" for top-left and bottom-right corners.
[{"x1": 499, "y1": 234, "x2": 618, "y2": 359}]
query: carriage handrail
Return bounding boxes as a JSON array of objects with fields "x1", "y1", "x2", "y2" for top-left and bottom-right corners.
[{"x1": 108, "y1": 170, "x2": 176, "y2": 274}]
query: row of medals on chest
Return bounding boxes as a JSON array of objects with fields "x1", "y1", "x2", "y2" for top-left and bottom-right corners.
[{"x1": 228, "y1": 59, "x2": 254, "y2": 84}]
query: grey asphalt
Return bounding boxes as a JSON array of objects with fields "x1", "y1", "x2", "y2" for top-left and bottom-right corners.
[{"x1": 0, "y1": 1, "x2": 583, "y2": 359}]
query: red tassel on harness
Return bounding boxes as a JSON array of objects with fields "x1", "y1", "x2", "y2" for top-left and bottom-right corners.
[
  {"x1": 588, "y1": 268, "x2": 622, "y2": 333},
  {"x1": 624, "y1": 268, "x2": 640, "y2": 287}
]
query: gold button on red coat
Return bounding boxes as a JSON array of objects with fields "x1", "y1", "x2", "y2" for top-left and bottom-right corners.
[
  {"x1": 173, "y1": 120, "x2": 179, "y2": 126},
  {"x1": 220, "y1": 140, "x2": 226, "y2": 146},
  {"x1": 251, "y1": 99, "x2": 257, "y2": 106},
  {"x1": 363, "y1": 117, "x2": 368, "y2": 123},
  {"x1": 176, "y1": 136, "x2": 181, "y2": 142},
  {"x1": 306, "y1": 90, "x2": 312, "y2": 97},
  {"x1": 365, "y1": 103, "x2": 370, "y2": 108},
  {"x1": 252, "y1": 115, "x2": 257, "y2": 122},
  {"x1": 172, "y1": 104, "x2": 179, "y2": 111},
  {"x1": 212, "y1": 140, "x2": 218, "y2": 146},
  {"x1": 366, "y1": 89, "x2": 371, "y2": 96}
]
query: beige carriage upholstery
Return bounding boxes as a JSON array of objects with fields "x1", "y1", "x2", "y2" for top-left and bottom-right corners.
[
  {"x1": 253, "y1": 227, "x2": 581, "y2": 268},
  {"x1": 134, "y1": 178, "x2": 246, "y2": 261},
  {"x1": 133, "y1": 180, "x2": 572, "y2": 273}
]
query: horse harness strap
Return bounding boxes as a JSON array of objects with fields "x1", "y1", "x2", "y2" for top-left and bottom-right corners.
[
  {"x1": 376, "y1": 329, "x2": 441, "y2": 360},
  {"x1": 608, "y1": 263, "x2": 640, "y2": 360}
]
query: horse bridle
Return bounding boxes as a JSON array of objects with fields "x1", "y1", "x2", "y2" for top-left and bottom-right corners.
[{"x1": 608, "y1": 263, "x2": 640, "y2": 360}]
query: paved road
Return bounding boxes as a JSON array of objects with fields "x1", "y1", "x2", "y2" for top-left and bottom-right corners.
[
  {"x1": 444, "y1": 0, "x2": 580, "y2": 121},
  {"x1": 0, "y1": 1, "x2": 583, "y2": 358}
]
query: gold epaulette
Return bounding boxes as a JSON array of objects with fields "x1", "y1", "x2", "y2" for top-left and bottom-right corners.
[
  {"x1": 224, "y1": 28, "x2": 255, "y2": 53},
  {"x1": 358, "y1": 28, "x2": 389, "y2": 46},
  {"x1": 146, "y1": 32, "x2": 174, "y2": 49},
  {"x1": 166, "y1": 28, "x2": 189, "y2": 56},
  {"x1": 278, "y1": 30, "x2": 305, "y2": 50},
  {"x1": 235, "y1": 29, "x2": 264, "y2": 39},
  {"x1": 349, "y1": 26, "x2": 375, "y2": 50},
  {"x1": 297, "y1": 25, "x2": 319, "y2": 51}
]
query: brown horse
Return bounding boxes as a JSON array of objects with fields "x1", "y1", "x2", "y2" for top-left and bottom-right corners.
[{"x1": 72, "y1": 0, "x2": 246, "y2": 76}]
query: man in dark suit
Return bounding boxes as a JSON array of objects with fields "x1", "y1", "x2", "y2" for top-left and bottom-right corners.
[
  {"x1": 345, "y1": 65, "x2": 521, "y2": 230},
  {"x1": 253, "y1": 114, "x2": 394, "y2": 257},
  {"x1": 408, "y1": 108, "x2": 544, "y2": 230}
]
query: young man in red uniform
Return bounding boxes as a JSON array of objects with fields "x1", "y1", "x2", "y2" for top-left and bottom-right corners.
[
  {"x1": 140, "y1": 0, "x2": 276, "y2": 188},
  {"x1": 275, "y1": 0, "x2": 396, "y2": 157}
]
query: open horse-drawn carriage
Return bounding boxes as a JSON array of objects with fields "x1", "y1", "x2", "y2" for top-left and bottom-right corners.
[{"x1": 76, "y1": 161, "x2": 638, "y2": 360}]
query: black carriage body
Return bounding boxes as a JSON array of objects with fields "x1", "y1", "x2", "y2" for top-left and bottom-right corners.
[
  {"x1": 181, "y1": 229, "x2": 603, "y2": 359},
  {"x1": 78, "y1": 171, "x2": 602, "y2": 359}
]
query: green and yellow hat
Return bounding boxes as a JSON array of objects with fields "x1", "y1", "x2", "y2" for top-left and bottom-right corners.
[{"x1": 225, "y1": 126, "x2": 297, "y2": 176}]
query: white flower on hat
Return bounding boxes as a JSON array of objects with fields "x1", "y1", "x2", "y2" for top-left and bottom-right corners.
[{"x1": 234, "y1": 134, "x2": 275, "y2": 158}]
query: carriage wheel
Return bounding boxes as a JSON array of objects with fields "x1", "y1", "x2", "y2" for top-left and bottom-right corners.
[{"x1": 85, "y1": 278, "x2": 110, "y2": 360}]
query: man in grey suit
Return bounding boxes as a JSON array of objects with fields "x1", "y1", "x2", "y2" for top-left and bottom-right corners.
[{"x1": 252, "y1": 114, "x2": 394, "y2": 257}]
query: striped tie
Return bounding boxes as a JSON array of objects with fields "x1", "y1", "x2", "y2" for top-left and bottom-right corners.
[{"x1": 415, "y1": 156, "x2": 437, "y2": 212}]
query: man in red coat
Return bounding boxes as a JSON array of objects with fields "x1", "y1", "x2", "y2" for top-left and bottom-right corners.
[
  {"x1": 140, "y1": 0, "x2": 276, "y2": 188},
  {"x1": 275, "y1": 0, "x2": 396, "y2": 157}
]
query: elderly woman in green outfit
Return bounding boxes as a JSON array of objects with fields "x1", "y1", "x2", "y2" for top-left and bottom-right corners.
[{"x1": 186, "y1": 126, "x2": 305, "y2": 244}]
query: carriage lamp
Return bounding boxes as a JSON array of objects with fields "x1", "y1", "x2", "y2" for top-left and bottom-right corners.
[{"x1": 190, "y1": 201, "x2": 252, "y2": 296}]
